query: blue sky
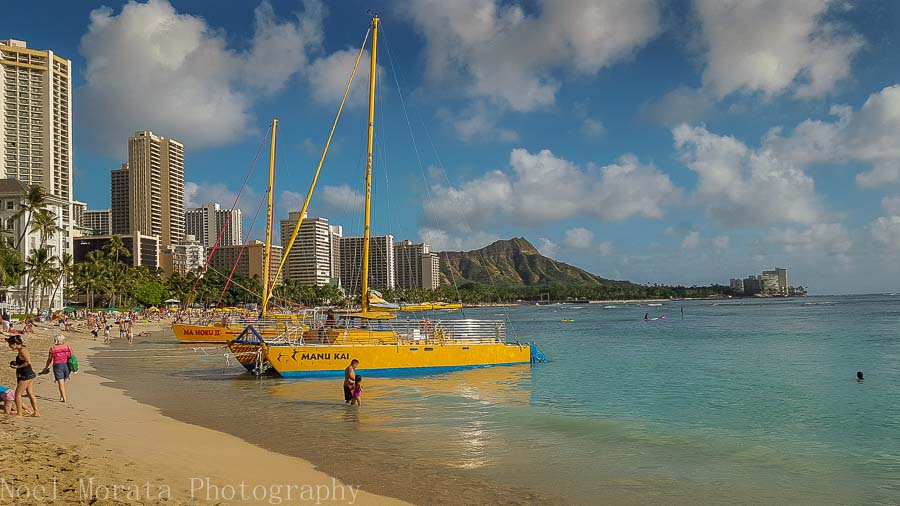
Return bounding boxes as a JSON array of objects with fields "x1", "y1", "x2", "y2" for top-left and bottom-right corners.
[{"x1": 5, "y1": 0, "x2": 900, "y2": 294}]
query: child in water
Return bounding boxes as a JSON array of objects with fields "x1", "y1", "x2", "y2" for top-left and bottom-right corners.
[{"x1": 349, "y1": 376, "x2": 363, "y2": 406}]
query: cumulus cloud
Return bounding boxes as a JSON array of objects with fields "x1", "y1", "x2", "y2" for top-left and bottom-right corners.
[
  {"x1": 536, "y1": 237, "x2": 560, "y2": 257},
  {"x1": 883, "y1": 196, "x2": 900, "y2": 216},
  {"x1": 564, "y1": 228, "x2": 594, "y2": 249},
  {"x1": 678, "y1": 230, "x2": 729, "y2": 251},
  {"x1": 681, "y1": 230, "x2": 701, "y2": 250},
  {"x1": 307, "y1": 47, "x2": 376, "y2": 106},
  {"x1": 694, "y1": 0, "x2": 863, "y2": 99},
  {"x1": 646, "y1": 1, "x2": 862, "y2": 123},
  {"x1": 673, "y1": 124, "x2": 823, "y2": 227},
  {"x1": 640, "y1": 86, "x2": 717, "y2": 126},
  {"x1": 764, "y1": 85, "x2": 900, "y2": 186},
  {"x1": 423, "y1": 148, "x2": 678, "y2": 232},
  {"x1": 871, "y1": 216, "x2": 900, "y2": 250},
  {"x1": 403, "y1": 0, "x2": 661, "y2": 111},
  {"x1": 766, "y1": 223, "x2": 853, "y2": 257},
  {"x1": 418, "y1": 227, "x2": 498, "y2": 252},
  {"x1": 185, "y1": 181, "x2": 263, "y2": 240},
  {"x1": 320, "y1": 184, "x2": 364, "y2": 213},
  {"x1": 437, "y1": 102, "x2": 519, "y2": 143},
  {"x1": 582, "y1": 118, "x2": 606, "y2": 138},
  {"x1": 78, "y1": 0, "x2": 324, "y2": 155}
]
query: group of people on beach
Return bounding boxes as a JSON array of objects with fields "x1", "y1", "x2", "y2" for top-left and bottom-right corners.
[{"x1": 4, "y1": 334, "x2": 75, "y2": 417}]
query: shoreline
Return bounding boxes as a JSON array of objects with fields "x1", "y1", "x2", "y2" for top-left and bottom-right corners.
[{"x1": 1, "y1": 323, "x2": 407, "y2": 505}]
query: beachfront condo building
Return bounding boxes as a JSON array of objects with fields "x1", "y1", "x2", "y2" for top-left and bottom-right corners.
[
  {"x1": 110, "y1": 163, "x2": 129, "y2": 234},
  {"x1": 185, "y1": 202, "x2": 242, "y2": 249},
  {"x1": 172, "y1": 234, "x2": 205, "y2": 276},
  {"x1": 279, "y1": 213, "x2": 341, "y2": 286},
  {"x1": 729, "y1": 278, "x2": 744, "y2": 293},
  {"x1": 81, "y1": 208, "x2": 112, "y2": 236},
  {"x1": 394, "y1": 240, "x2": 441, "y2": 290},
  {"x1": 0, "y1": 39, "x2": 74, "y2": 253},
  {"x1": 1, "y1": 39, "x2": 74, "y2": 310},
  {"x1": 340, "y1": 235, "x2": 395, "y2": 292},
  {"x1": 110, "y1": 131, "x2": 185, "y2": 275},
  {"x1": 73, "y1": 232, "x2": 160, "y2": 271},
  {"x1": 208, "y1": 240, "x2": 283, "y2": 285}
]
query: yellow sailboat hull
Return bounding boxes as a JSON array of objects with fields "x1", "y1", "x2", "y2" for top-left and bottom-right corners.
[
  {"x1": 173, "y1": 323, "x2": 293, "y2": 344},
  {"x1": 264, "y1": 340, "x2": 531, "y2": 377}
]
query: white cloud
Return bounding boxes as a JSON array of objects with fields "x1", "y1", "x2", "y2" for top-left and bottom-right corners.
[
  {"x1": 403, "y1": 0, "x2": 661, "y2": 111},
  {"x1": 767, "y1": 222, "x2": 852, "y2": 254},
  {"x1": 536, "y1": 237, "x2": 560, "y2": 257},
  {"x1": 582, "y1": 118, "x2": 606, "y2": 138},
  {"x1": 681, "y1": 231, "x2": 701, "y2": 250},
  {"x1": 673, "y1": 124, "x2": 823, "y2": 227},
  {"x1": 437, "y1": 102, "x2": 519, "y2": 143},
  {"x1": 319, "y1": 185, "x2": 364, "y2": 214},
  {"x1": 307, "y1": 47, "x2": 376, "y2": 106},
  {"x1": 764, "y1": 86, "x2": 900, "y2": 186},
  {"x1": 882, "y1": 196, "x2": 900, "y2": 217},
  {"x1": 418, "y1": 227, "x2": 498, "y2": 252},
  {"x1": 595, "y1": 241, "x2": 614, "y2": 256},
  {"x1": 694, "y1": 0, "x2": 863, "y2": 99},
  {"x1": 424, "y1": 148, "x2": 678, "y2": 232},
  {"x1": 78, "y1": 0, "x2": 323, "y2": 155},
  {"x1": 871, "y1": 216, "x2": 900, "y2": 250},
  {"x1": 564, "y1": 228, "x2": 594, "y2": 249},
  {"x1": 640, "y1": 86, "x2": 717, "y2": 126},
  {"x1": 185, "y1": 181, "x2": 263, "y2": 240}
]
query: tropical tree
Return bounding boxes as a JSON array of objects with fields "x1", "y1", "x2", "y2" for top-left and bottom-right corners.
[
  {"x1": 13, "y1": 185, "x2": 48, "y2": 250},
  {"x1": 31, "y1": 208, "x2": 59, "y2": 249},
  {"x1": 48, "y1": 252, "x2": 73, "y2": 310},
  {"x1": 104, "y1": 235, "x2": 130, "y2": 264},
  {"x1": 24, "y1": 246, "x2": 56, "y2": 312}
]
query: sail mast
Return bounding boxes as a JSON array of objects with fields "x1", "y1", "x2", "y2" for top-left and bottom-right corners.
[
  {"x1": 261, "y1": 118, "x2": 278, "y2": 315},
  {"x1": 360, "y1": 15, "x2": 378, "y2": 313}
]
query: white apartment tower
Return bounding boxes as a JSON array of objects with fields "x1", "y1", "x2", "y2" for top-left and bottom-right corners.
[
  {"x1": 0, "y1": 39, "x2": 74, "y2": 257},
  {"x1": 279, "y1": 213, "x2": 339, "y2": 286},
  {"x1": 115, "y1": 131, "x2": 185, "y2": 275},
  {"x1": 340, "y1": 235, "x2": 395, "y2": 293},
  {"x1": 394, "y1": 240, "x2": 441, "y2": 290},
  {"x1": 185, "y1": 202, "x2": 242, "y2": 249},
  {"x1": 81, "y1": 208, "x2": 112, "y2": 236}
]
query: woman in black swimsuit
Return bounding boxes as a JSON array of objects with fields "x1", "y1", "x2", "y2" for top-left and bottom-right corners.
[{"x1": 6, "y1": 336, "x2": 40, "y2": 417}]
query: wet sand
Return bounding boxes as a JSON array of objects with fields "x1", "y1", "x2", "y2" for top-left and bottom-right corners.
[{"x1": 1, "y1": 320, "x2": 406, "y2": 505}]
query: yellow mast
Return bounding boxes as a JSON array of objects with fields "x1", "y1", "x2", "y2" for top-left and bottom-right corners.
[
  {"x1": 360, "y1": 15, "x2": 378, "y2": 314},
  {"x1": 261, "y1": 118, "x2": 278, "y2": 315}
]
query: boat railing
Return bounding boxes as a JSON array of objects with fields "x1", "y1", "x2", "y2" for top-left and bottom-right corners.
[{"x1": 393, "y1": 319, "x2": 507, "y2": 343}]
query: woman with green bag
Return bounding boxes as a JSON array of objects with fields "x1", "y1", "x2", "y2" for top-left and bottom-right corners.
[{"x1": 41, "y1": 335, "x2": 75, "y2": 403}]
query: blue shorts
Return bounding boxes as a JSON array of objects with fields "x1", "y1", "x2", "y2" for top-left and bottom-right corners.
[{"x1": 53, "y1": 363, "x2": 71, "y2": 381}]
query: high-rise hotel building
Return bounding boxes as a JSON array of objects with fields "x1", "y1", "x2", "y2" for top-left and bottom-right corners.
[
  {"x1": 185, "y1": 202, "x2": 242, "y2": 249},
  {"x1": 110, "y1": 131, "x2": 185, "y2": 274},
  {"x1": 279, "y1": 213, "x2": 341, "y2": 286},
  {"x1": 0, "y1": 39, "x2": 73, "y2": 256}
]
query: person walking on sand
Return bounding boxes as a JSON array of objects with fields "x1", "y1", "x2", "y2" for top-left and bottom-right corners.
[
  {"x1": 2, "y1": 309, "x2": 11, "y2": 332},
  {"x1": 6, "y1": 336, "x2": 39, "y2": 417},
  {"x1": 344, "y1": 359, "x2": 359, "y2": 404},
  {"x1": 103, "y1": 322, "x2": 112, "y2": 343},
  {"x1": 349, "y1": 375, "x2": 363, "y2": 406},
  {"x1": 127, "y1": 320, "x2": 134, "y2": 344},
  {"x1": 41, "y1": 335, "x2": 73, "y2": 402}
]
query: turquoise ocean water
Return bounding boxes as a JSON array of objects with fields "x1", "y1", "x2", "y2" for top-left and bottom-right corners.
[{"x1": 96, "y1": 295, "x2": 900, "y2": 504}]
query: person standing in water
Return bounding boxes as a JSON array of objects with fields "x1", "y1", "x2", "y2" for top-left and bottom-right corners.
[
  {"x1": 857, "y1": 371, "x2": 864, "y2": 382},
  {"x1": 344, "y1": 359, "x2": 359, "y2": 404},
  {"x1": 349, "y1": 376, "x2": 363, "y2": 406},
  {"x1": 6, "y1": 336, "x2": 39, "y2": 417}
]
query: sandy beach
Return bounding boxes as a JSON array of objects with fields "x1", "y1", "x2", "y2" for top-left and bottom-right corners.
[{"x1": 1, "y1": 320, "x2": 407, "y2": 505}]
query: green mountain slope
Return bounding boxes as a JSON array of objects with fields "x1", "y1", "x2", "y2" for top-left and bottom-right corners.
[{"x1": 437, "y1": 237, "x2": 630, "y2": 287}]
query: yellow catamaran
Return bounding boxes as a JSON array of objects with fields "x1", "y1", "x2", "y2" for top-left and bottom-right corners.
[{"x1": 229, "y1": 15, "x2": 543, "y2": 377}]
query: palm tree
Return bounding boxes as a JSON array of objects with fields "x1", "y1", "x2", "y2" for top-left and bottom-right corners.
[
  {"x1": 13, "y1": 185, "x2": 49, "y2": 250},
  {"x1": 31, "y1": 208, "x2": 59, "y2": 250},
  {"x1": 103, "y1": 235, "x2": 130, "y2": 265},
  {"x1": 48, "y1": 252, "x2": 73, "y2": 310},
  {"x1": 24, "y1": 247, "x2": 54, "y2": 313}
]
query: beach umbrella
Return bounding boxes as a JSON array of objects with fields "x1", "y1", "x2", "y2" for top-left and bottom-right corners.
[
  {"x1": 164, "y1": 298, "x2": 180, "y2": 304},
  {"x1": 132, "y1": 307, "x2": 142, "y2": 311},
  {"x1": 63, "y1": 306, "x2": 77, "y2": 311},
  {"x1": 148, "y1": 307, "x2": 160, "y2": 312}
]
